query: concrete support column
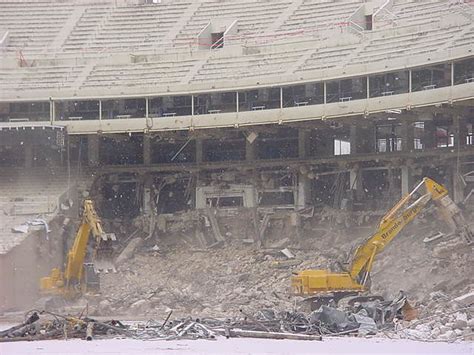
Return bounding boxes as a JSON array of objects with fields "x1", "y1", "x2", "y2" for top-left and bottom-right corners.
[
  {"x1": 245, "y1": 139, "x2": 256, "y2": 161},
  {"x1": 196, "y1": 138, "x2": 203, "y2": 163},
  {"x1": 24, "y1": 144, "x2": 33, "y2": 168},
  {"x1": 452, "y1": 168, "x2": 464, "y2": 204},
  {"x1": 350, "y1": 167, "x2": 364, "y2": 200},
  {"x1": 143, "y1": 134, "x2": 151, "y2": 165},
  {"x1": 298, "y1": 129, "x2": 310, "y2": 158},
  {"x1": 401, "y1": 120, "x2": 414, "y2": 152},
  {"x1": 401, "y1": 165, "x2": 414, "y2": 195},
  {"x1": 87, "y1": 135, "x2": 100, "y2": 167},
  {"x1": 142, "y1": 174, "x2": 153, "y2": 215},
  {"x1": 297, "y1": 172, "x2": 310, "y2": 208}
]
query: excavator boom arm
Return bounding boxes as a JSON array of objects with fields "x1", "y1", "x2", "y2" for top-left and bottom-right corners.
[
  {"x1": 40, "y1": 199, "x2": 116, "y2": 297},
  {"x1": 349, "y1": 177, "x2": 449, "y2": 282}
]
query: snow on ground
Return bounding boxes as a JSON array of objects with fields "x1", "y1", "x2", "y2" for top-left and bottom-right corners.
[{"x1": 1, "y1": 337, "x2": 472, "y2": 355}]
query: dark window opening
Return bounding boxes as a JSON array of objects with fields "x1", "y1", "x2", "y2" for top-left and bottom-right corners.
[
  {"x1": 151, "y1": 137, "x2": 196, "y2": 164},
  {"x1": 326, "y1": 77, "x2": 367, "y2": 103},
  {"x1": 206, "y1": 196, "x2": 243, "y2": 208},
  {"x1": 203, "y1": 135, "x2": 245, "y2": 162},
  {"x1": 365, "y1": 15, "x2": 373, "y2": 30},
  {"x1": 282, "y1": 83, "x2": 324, "y2": 108},
  {"x1": 412, "y1": 64, "x2": 451, "y2": 92},
  {"x1": 258, "y1": 191, "x2": 294, "y2": 206},
  {"x1": 99, "y1": 134, "x2": 144, "y2": 165},
  {"x1": 369, "y1": 71, "x2": 409, "y2": 97},
  {"x1": 211, "y1": 32, "x2": 224, "y2": 49},
  {"x1": 257, "y1": 128, "x2": 298, "y2": 159},
  {"x1": 453, "y1": 58, "x2": 474, "y2": 85},
  {"x1": 101, "y1": 181, "x2": 139, "y2": 219}
]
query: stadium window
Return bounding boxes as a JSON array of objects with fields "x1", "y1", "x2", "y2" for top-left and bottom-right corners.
[
  {"x1": 56, "y1": 100, "x2": 99, "y2": 120},
  {"x1": 238, "y1": 88, "x2": 280, "y2": 112},
  {"x1": 453, "y1": 58, "x2": 474, "y2": 85},
  {"x1": 149, "y1": 96, "x2": 192, "y2": 117},
  {"x1": 411, "y1": 63, "x2": 452, "y2": 92},
  {"x1": 7, "y1": 101, "x2": 49, "y2": 121},
  {"x1": 282, "y1": 83, "x2": 324, "y2": 107},
  {"x1": 375, "y1": 124, "x2": 402, "y2": 153},
  {"x1": 334, "y1": 139, "x2": 351, "y2": 156},
  {"x1": 467, "y1": 123, "x2": 473, "y2": 145},
  {"x1": 326, "y1": 77, "x2": 367, "y2": 103},
  {"x1": 369, "y1": 71, "x2": 409, "y2": 97},
  {"x1": 194, "y1": 92, "x2": 236, "y2": 114},
  {"x1": 435, "y1": 126, "x2": 454, "y2": 148},
  {"x1": 413, "y1": 122, "x2": 424, "y2": 150}
]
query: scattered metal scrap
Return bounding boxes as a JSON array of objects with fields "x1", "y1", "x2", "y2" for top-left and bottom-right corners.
[{"x1": 1, "y1": 293, "x2": 419, "y2": 343}]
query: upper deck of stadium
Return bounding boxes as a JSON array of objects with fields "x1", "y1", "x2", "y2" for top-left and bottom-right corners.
[{"x1": 0, "y1": 0, "x2": 473, "y2": 101}]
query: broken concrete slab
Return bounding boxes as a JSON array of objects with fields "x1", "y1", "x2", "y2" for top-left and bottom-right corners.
[
  {"x1": 280, "y1": 248, "x2": 295, "y2": 259},
  {"x1": 116, "y1": 237, "x2": 143, "y2": 265},
  {"x1": 452, "y1": 291, "x2": 474, "y2": 306}
]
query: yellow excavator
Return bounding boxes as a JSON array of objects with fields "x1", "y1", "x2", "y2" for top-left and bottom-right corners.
[
  {"x1": 292, "y1": 177, "x2": 473, "y2": 305},
  {"x1": 40, "y1": 199, "x2": 116, "y2": 299}
]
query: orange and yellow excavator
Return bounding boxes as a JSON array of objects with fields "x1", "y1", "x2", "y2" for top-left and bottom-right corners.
[
  {"x1": 40, "y1": 199, "x2": 116, "y2": 299},
  {"x1": 292, "y1": 177, "x2": 473, "y2": 304}
]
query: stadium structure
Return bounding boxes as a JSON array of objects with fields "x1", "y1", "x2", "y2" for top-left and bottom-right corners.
[{"x1": 0, "y1": 0, "x2": 473, "y2": 311}]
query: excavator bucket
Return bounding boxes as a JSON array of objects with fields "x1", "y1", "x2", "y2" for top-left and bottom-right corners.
[
  {"x1": 93, "y1": 232, "x2": 117, "y2": 273},
  {"x1": 434, "y1": 195, "x2": 473, "y2": 245}
]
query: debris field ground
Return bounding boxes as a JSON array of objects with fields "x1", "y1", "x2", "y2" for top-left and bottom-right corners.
[
  {"x1": 1, "y1": 336, "x2": 472, "y2": 355},
  {"x1": 1, "y1": 208, "x2": 473, "y2": 351}
]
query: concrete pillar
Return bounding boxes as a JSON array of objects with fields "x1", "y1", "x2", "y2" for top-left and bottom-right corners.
[
  {"x1": 142, "y1": 174, "x2": 153, "y2": 214},
  {"x1": 24, "y1": 144, "x2": 33, "y2": 168},
  {"x1": 245, "y1": 139, "x2": 256, "y2": 161},
  {"x1": 350, "y1": 168, "x2": 364, "y2": 200},
  {"x1": 143, "y1": 134, "x2": 151, "y2": 165},
  {"x1": 298, "y1": 129, "x2": 310, "y2": 158},
  {"x1": 401, "y1": 165, "x2": 414, "y2": 195},
  {"x1": 87, "y1": 135, "x2": 100, "y2": 167},
  {"x1": 401, "y1": 120, "x2": 414, "y2": 152},
  {"x1": 452, "y1": 169, "x2": 464, "y2": 204},
  {"x1": 297, "y1": 172, "x2": 310, "y2": 208},
  {"x1": 196, "y1": 138, "x2": 203, "y2": 163}
]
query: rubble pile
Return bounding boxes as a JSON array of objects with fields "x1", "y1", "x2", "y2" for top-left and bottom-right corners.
[
  {"x1": 97, "y1": 208, "x2": 473, "y2": 321},
  {"x1": 99, "y1": 241, "x2": 312, "y2": 318},
  {"x1": 386, "y1": 291, "x2": 474, "y2": 342}
]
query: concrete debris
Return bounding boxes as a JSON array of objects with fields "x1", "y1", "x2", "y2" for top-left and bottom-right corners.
[
  {"x1": 11, "y1": 218, "x2": 50, "y2": 236},
  {"x1": 452, "y1": 291, "x2": 474, "y2": 306},
  {"x1": 280, "y1": 248, "x2": 295, "y2": 259},
  {"x1": 11, "y1": 224, "x2": 29, "y2": 233},
  {"x1": 115, "y1": 238, "x2": 143, "y2": 265}
]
